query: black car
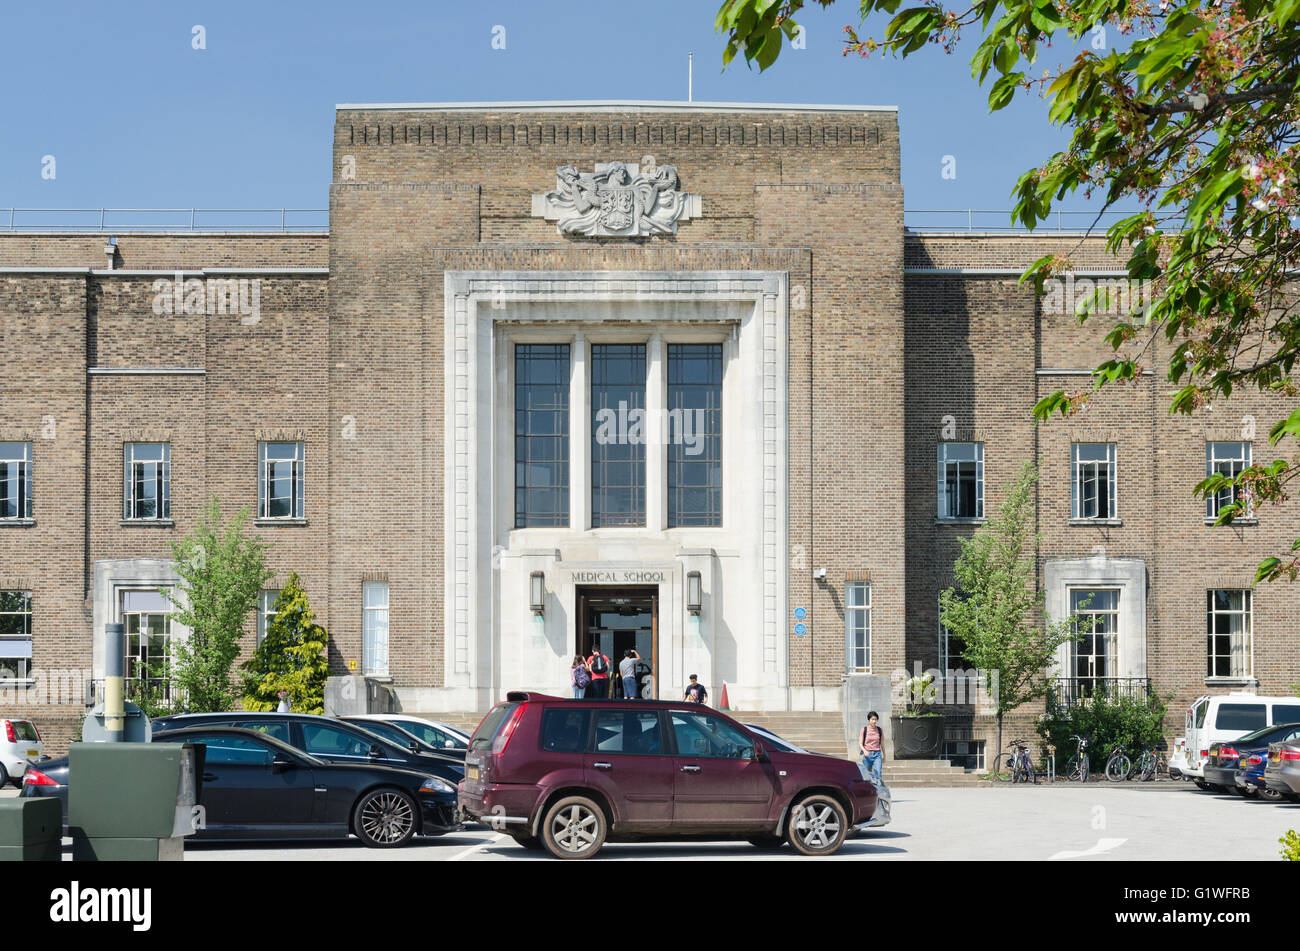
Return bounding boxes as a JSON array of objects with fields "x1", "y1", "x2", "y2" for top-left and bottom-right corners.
[
  {"x1": 339, "y1": 716, "x2": 468, "y2": 762},
  {"x1": 23, "y1": 727, "x2": 460, "y2": 847},
  {"x1": 1204, "y1": 722, "x2": 1300, "y2": 793},
  {"x1": 151, "y1": 713, "x2": 465, "y2": 783}
]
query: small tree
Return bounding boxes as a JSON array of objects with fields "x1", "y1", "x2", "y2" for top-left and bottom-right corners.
[
  {"x1": 241, "y1": 573, "x2": 329, "y2": 715},
  {"x1": 940, "y1": 463, "x2": 1081, "y2": 773},
  {"x1": 165, "y1": 495, "x2": 273, "y2": 712}
]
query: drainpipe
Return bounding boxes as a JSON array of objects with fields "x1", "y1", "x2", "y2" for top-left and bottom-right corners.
[{"x1": 103, "y1": 622, "x2": 125, "y2": 743}]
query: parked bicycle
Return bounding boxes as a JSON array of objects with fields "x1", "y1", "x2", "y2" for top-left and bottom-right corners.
[
  {"x1": 1131, "y1": 743, "x2": 1163, "y2": 782},
  {"x1": 1066, "y1": 734, "x2": 1089, "y2": 782},
  {"x1": 1002, "y1": 738, "x2": 1038, "y2": 784},
  {"x1": 1104, "y1": 742, "x2": 1133, "y2": 782}
]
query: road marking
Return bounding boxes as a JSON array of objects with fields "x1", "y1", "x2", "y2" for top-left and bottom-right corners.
[
  {"x1": 1047, "y1": 837, "x2": 1127, "y2": 861},
  {"x1": 448, "y1": 832, "x2": 507, "y2": 862}
]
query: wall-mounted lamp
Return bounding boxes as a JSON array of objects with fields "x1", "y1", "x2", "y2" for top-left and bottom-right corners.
[
  {"x1": 530, "y1": 571, "x2": 545, "y2": 616},
  {"x1": 813, "y1": 567, "x2": 828, "y2": 583},
  {"x1": 686, "y1": 570, "x2": 702, "y2": 616}
]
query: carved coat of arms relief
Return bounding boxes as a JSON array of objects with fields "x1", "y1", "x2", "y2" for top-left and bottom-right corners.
[{"x1": 530, "y1": 162, "x2": 702, "y2": 237}]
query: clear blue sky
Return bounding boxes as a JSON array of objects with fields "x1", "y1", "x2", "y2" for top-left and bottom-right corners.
[{"x1": 0, "y1": 0, "x2": 1123, "y2": 222}]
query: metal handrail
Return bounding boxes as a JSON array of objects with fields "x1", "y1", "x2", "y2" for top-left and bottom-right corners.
[
  {"x1": 904, "y1": 208, "x2": 1139, "y2": 232},
  {"x1": 0, "y1": 205, "x2": 1142, "y2": 233},
  {"x1": 0, "y1": 208, "x2": 329, "y2": 232}
]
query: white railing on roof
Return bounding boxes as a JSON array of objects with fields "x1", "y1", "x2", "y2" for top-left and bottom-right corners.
[
  {"x1": 904, "y1": 209, "x2": 1138, "y2": 232},
  {"x1": 0, "y1": 208, "x2": 329, "y2": 232}
]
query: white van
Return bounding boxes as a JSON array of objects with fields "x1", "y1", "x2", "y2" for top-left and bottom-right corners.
[{"x1": 1171, "y1": 693, "x2": 1300, "y2": 784}]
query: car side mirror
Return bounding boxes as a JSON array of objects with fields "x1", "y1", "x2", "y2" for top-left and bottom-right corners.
[
  {"x1": 444, "y1": 740, "x2": 454, "y2": 748},
  {"x1": 752, "y1": 740, "x2": 766, "y2": 762},
  {"x1": 409, "y1": 741, "x2": 420, "y2": 752},
  {"x1": 368, "y1": 744, "x2": 382, "y2": 758}
]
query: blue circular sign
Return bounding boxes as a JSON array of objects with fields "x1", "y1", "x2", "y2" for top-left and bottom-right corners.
[
  {"x1": 794, "y1": 622, "x2": 807, "y2": 636},
  {"x1": 793, "y1": 607, "x2": 807, "y2": 620}
]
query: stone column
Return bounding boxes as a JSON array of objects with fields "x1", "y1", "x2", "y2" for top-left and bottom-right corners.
[
  {"x1": 645, "y1": 331, "x2": 667, "y2": 531},
  {"x1": 569, "y1": 331, "x2": 589, "y2": 531}
]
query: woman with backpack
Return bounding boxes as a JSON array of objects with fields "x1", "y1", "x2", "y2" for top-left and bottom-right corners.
[{"x1": 570, "y1": 655, "x2": 591, "y2": 699}]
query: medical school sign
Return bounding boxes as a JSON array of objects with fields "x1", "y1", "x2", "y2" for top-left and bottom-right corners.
[{"x1": 568, "y1": 569, "x2": 668, "y2": 584}]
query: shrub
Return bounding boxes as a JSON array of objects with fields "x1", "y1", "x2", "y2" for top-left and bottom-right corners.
[
  {"x1": 240, "y1": 573, "x2": 329, "y2": 714},
  {"x1": 1281, "y1": 831, "x2": 1300, "y2": 862},
  {"x1": 1036, "y1": 690, "x2": 1170, "y2": 774}
]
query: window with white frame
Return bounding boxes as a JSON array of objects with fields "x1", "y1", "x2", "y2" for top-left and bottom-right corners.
[
  {"x1": 938, "y1": 442, "x2": 983, "y2": 519},
  {"x1": 938, "y1": 593, "x2": 967, "y2": 673},
  {"x1": 0, "y1": 442, "x2": 32, "y2": 520},
  {"x1": 363, "y1": 582, "x2": 389, "y2": 676},
  {"x1": 0, "y1": 591, "x2": 32, "y2": 681},
  {"x1": 1071, "y1": 443, "x2": 1117, "y2": 520},
  {"x1": 259, "y1": 442, "x2": 304, "y2": 519},
  {"x1": 122, "y1": 589, "x2": 174, "y2": 702},
  {"x1": 1070, "y1": 589, "x2": 1119, "y2": 689},
  {"x1": 257, "y1": 589, "x2": 280, "y2": 646},
  {"x1": 123, "y1": 443, "x2": 171, "y2": 520},
  {"x1": 846, "y1": 581, "x2": 871, "y2": 671},
  {"x1": 1207, "y1": 589, "x2": 1252, "y2": 679},
  {"x1": 1206, "y1": 442, "x2": 1252, "y2": 519}
]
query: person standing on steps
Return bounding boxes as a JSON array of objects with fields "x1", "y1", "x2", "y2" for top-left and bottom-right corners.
[
  {"x1": 570, "y1": 655, "x2": 591, "y2": 699},
  {"x1": 619, "y1": 649, "x2": 641, "y2": 700},
  {"x1": 683, "y1": 675, "x2": 707, "y2": 704},
  {"x1": 859, "y1": 710, "x2": 884, "y2": 783},
  {"x1": 586, "y1": 643, "x2": 611, "y2": 699}
]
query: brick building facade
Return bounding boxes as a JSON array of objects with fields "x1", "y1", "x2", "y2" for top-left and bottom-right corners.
[{"x1": 0, "y1": 101, "x2": 1295, "y2": 760}]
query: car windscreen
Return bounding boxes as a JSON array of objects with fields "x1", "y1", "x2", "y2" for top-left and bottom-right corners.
[
  {"x1": 469, "y1": 703, "x2": 518, "y2": 751},
  {"x1": 10, "y1": 721, "x2": 38, "y2": 742},
  {"x1": 1195, "y1": 701, "x2": 1208, "y2": 728},
  {"x1": 1215, "y1": 703, "x2": 1267, "y2": 731},
  {"x1": 356, "y1": 720, "x2": 420, "y2": 747},
  {"x1": 1235, "y1": 724, "x2": 1291, "y2": 745}
]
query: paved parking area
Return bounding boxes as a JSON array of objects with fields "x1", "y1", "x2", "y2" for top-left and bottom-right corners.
[{"x1": 169, "y1": 782, "x2": 1298, "y2": 861}]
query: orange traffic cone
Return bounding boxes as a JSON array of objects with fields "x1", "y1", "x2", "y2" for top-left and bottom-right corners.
[{"x1": 719, "y1": 681, "x2": 730, "y2": 710}]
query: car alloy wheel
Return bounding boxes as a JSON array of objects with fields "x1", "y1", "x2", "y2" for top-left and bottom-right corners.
[
  {"x1": 1259, "y1": 786, "x2": 1283, "y2": 802},
  {"x1": 354, "y1": 789, "x2": 417, "y2": 848},
  {"x1": 541, "y1": 796, "x2": 606, "y2": 859},
  {"x1": 786, "y1": 794, "x2": 848, "y2": 856}
]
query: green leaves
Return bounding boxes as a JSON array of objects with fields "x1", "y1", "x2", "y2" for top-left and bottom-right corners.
[{"x1": 167, "y1": 495, "x2": 273, "y2": 712}]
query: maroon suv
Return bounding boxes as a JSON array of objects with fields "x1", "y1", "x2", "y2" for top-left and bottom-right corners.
[{"x1": 458, "y1": 692, "x2": 877, "y2": 858}]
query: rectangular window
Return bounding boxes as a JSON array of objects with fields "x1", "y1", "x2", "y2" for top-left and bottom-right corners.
[
  {"x1": 1071, "y1": 443, "x2": 1117, "y2": 519},
  {"x1": 0, "y1": 591, "x2": 33, "y2": 681},
  {"x1": 123, "y1": 443, "x2": 171, "y2": 520},
  {"x1": 667, "y1": 343, "x2": 723, "y2": 527},
  {"x1": 363, "y1": 582, "x2": 389, "y2": 677},
  {"x1": 258, "y1": 442, "x2": 304, "y2": 519},
  {"x1": 670, "y1": 342, "x2": 722, "y2": 527},
  {"x1": 515, "y1": 344, "x2": 570, "y2": 527},
  {"x1": 941, "y1": 740, "x2": 985, "y2": 771},
  {"x1": 938, "y1": 595, "x2": 966, "y2": 673},
  {"x1": 1206, "y1": 442, "x2": 1252, "y2": 519},
  {"x1": 937, "y1": 443, "x2": 983, "y2": 519},
  {"x1": 592, "y1": 709, "x2": 663, "y2": 755},
  {"x1": 846, "y1": 581, "x2": 871, "y2": 671},
  {"x1": 1207, "y1": 589, "x2": 1252, "y2": 679},
  {"x1": 257, "y1": 589, "x2": 280, "y2": 646},
  {"x1": 541, "y1": 707, "x2": 591, "y2": 753},
  {"x1": 591, "y1": 344, "x2": 646, "y2": 527},
  {"x1": 0, "y1": 442, "x2": 32, "y2": 520},
  {"x1": 1071, "y1": 589, "x2": 1119, "y2": 688},
  {"x1": 122, "y1": 588, "x2": 174, "y2": 702}
]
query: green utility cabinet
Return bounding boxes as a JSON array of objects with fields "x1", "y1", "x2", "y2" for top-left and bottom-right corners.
[
  {"x1": 68, "y1": 742, "x2": 200, "y2": 862},
  {"x1": 0, "y1": 798, "x2": 62, "y2": 861}
]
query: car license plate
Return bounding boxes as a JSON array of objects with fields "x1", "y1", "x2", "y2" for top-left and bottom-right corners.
[
  {"x1": 467, "y1": 765, "x2": 479, "y2": 781},
  {"x1": 1272, "y1": 752, "x2": 1280, "y2": 763},
  {"x1": 26, "y1": 750, "x2": 37, "y2": 758}
]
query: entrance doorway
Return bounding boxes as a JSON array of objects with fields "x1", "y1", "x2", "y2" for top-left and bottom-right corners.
[{"x1": 577, "y1": 586, "x2": 657, "y2": 699}]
